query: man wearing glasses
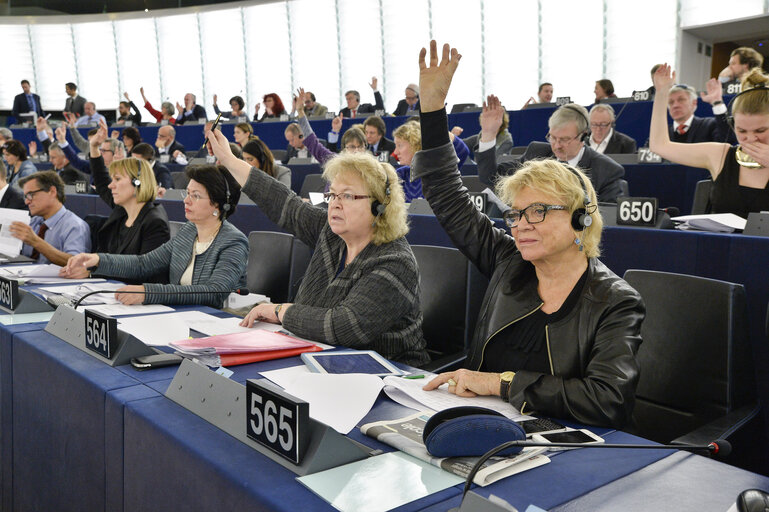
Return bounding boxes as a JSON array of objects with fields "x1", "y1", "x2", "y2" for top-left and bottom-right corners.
[
  {"x1": 477, "y1": 99, "x2": 625, "y2": 202},
  {"x1": 588, "y1": 103, "x2": 636, "y2": 154},
  {"x1": 9, "y1": 171, "x2": 90, "y2": 265}
]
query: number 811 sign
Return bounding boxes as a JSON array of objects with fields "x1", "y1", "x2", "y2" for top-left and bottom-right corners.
[{"x1": 246, "y1": 379, "x2": 310, "y2": 465}]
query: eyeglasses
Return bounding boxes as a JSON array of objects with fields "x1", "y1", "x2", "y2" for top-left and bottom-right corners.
[
  {"x1": 23, "y1": 188, "x2": 46, "y2": 201},
  {"x1": 323, "y1": 192, "x2": 370, "y2": 204},
  {"x1": 545, "y1": 133, "x2": 583, "y2": 145},
  {"x1": 503, "y1": 203, "x2": 567, "y2": 228},
  {"x1": 181, "y1": 190, "x2": 209, "y2": 202},
  {"x1": 590, "y1": 122, "x2": 611, "y2": 129},
  {"x1": 344, "y1": 144, "x2": 363, "y2": 151}
]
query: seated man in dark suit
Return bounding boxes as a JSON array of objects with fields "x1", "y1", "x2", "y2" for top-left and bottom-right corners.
[
  {"x1": 132, "y1": 143, "x2": 173, "y2": 190},
  {"x1": 666, "y1": 83, "x2": 733, "y2": 144},
  {"x1": 0, "y1": 160, "x2": 26, "y2": 210},
  {"x1": 339, "y1": 77, "x2": 385, "y2": 118},
  {"x1": 588, "y1": 103, "x2": 636, "y2": 154},
  {"x1": 363, "y1": 116, "x2": 395, "y2": 157},
  {"x1": 392, "y1": 83, "x2": 420, "y2": 116},
  {"x1": 154, "y1": 125, "x2": 187, "y2": 164},
  {"x1": 63, "y1": 82, "x2": 87, "y2": 117},
  {"x1": 12, "y1": 80, "x2": 45, "y2": 121},
  {"x1": 477, "y1": 100, "x2": 625, "y2": 202},
  {"x1": 48, "y1": 143, "x2": 89, "y2": 185},
  {"x1": 175, "y1": 93, "x2": 207, "y2": 125},
  {"x1": 282, "y1": 123, "x2": 322, "y2": 164},
  {"x1": 115, "y1": 92, "x2": 142, "y2": 125}
]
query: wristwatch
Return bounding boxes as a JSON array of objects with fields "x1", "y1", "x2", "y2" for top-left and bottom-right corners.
[
  {"x1": 274, "y1": 303, "x2": 283, "y2": 322},
  {"x1": 499, "y1": 371, "x2": 515, "y2": 402}
]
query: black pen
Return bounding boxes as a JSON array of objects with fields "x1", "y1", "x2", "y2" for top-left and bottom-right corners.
[{"x1": 200, "y1": 112, "x2": 223, "y2": 151}]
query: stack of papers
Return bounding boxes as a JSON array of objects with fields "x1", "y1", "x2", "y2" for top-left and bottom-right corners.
[
  {"x1": 672, "y1": 213, "x2": 747, "y2": 232},
  {"x1": 37, "y1": 282, "x2": 123, "y2": 306},
  {"x1": 0, "y1": 207, "x2": 30, "y2": 257}
]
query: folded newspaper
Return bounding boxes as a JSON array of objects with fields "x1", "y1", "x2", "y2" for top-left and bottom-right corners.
[{"x1": 360, "y1": 411, "x2": 549, "y2": 486}]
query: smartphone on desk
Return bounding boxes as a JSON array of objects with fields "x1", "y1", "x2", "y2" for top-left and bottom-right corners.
[
  {"x1": 531, "y1": 429, "x2": 604, "y2": 450},
  {"x1": 130, "y1": 353, "x2": 183, "y2": 371}
]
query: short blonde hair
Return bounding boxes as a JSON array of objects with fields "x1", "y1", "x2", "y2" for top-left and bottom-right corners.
[
  {"x1": 109, "y1": 157, "x2": 158, "y2": 203},
  {"x1": 496, "y1": 159, "x2": 603, "y2": 258},
  {"x1": 393, "y1": 121, "x2": 421, "y2": 152},
  {"x1": 322, "y1": 152, "x2": 409, "y2": 245}
]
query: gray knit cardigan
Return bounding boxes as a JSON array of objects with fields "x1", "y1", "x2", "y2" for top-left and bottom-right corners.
[
  {"x1": 97, "y1": 220, "x2": 248, "y2": 309},
  {"x1": 242, "y1": 167, "x2": 429, "y2": 367}
]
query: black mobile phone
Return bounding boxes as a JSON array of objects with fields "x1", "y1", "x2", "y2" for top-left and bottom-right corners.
[
  {"x1": 200, "y1": 112, "x2": 223, "y2": 150},
  {"x1": 130, "y1": 353, "x2": 183, "y2": 371}
]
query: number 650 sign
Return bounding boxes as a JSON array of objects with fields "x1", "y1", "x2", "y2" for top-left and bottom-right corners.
[
  {"x1": 616, "y1": 197, "x2": 658, "y2": 227},
  {"x1": 246, "y1": 379, "x2": 310, "y2": 465}
]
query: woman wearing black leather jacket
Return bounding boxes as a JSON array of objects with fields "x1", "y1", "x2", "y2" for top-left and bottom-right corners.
[{"x1": 418, "y1": 41, "x2": 645, "y2": 428}]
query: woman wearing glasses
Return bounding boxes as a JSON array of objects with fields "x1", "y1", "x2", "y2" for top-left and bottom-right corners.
[
  {"x1": 207, "y1": 129, "x2": 429, "y2": 367},
  {"x1": 650, "y1": 65, "x2": 769, "y2": 218},
  {"x1": 417, "y1": 42, "x2": 644, "y2": 428},
  {"x1": 64, "y1": 165, "x2": 248, "y2": 309}
]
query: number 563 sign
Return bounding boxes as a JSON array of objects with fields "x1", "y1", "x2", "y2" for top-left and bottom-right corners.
[{"x1": 246, "y1": 379, "x2": 310, "y2": 465}]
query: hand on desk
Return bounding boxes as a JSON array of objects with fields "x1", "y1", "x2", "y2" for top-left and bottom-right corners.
[
  {"x1": 423, "y1": 368, "x2": 501, "y2": 398},
  {"x1": 115, "y1": 285, "x2": 145, "y2": 305},
  {"x1": 240, "y1": 303, "x2": 292, "y2": 327},
  {"x1": 59, "y1": 264, "x2": 89, "y2": 279},
  {"x1": 62, "y1": 253, "x2": 100, "y2": 277}
]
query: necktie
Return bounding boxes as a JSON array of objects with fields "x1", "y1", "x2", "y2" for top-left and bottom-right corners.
[
  {"x1": 352, "y1": 109, "x2": 357, "y2": 119},
  {"x1": 676, "y1": 125, "x2": 687, "y2": 135},
  {"x1": 66, "y1": 98, "x2": 72, "y2": 112},
  {"x1": 30, "y1": 223, "x2": 49, "y2": 261},
  {"x1": 27, "y1": 94, "x2": 36, "y2": 113}
]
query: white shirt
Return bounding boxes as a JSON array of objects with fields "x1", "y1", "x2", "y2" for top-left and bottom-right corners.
[
  {"x1": 673, "y1": 115, "x2": 694, "y2": 134},
  {"x1": 589, "y1": 129, "x2": 613, "y2": 154},
  {"x1": 0, "y1": 183, "x2": 8, "y2": 205}
]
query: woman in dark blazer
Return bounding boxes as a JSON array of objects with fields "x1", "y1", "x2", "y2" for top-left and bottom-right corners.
[{"x1": 60, "y1": 122, "x2": 170, "y2": 280}]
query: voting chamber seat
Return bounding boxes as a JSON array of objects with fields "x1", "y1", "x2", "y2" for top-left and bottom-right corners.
[
  {"x1": 691, "y1": 179, "x2": 713, "y2": 215},
  {"x1": 171, "y1": 171, "x2": 190, "y2": 190},
  {"x1": 271, "y1": 149, "x2": 287, "y2": 162},
  {"x1": 168, "y1": 220, "x2": 185, "y2": 239},
  {"x1": 412, "y1": 245, "x2": 488, "y2": 372},
  {"x1": 247, "y1": 231, "x2": 295, "y2": 304},
  {"x1": 623, "y1": 270, "x2": 761, "y2": 470},
  {"x1": 83, "y1": 214, "x2": 108, "y2": 252},
  {"x1": 288, "y1": 238, "x2": 312, "y2": 302},
  {"x1": 299, "y1": 174, "x2": 326, "y2": 199}
]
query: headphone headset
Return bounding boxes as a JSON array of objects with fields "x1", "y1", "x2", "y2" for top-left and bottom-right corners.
[
  {"x1": 131, "y1": 158, "x2": 141, "y2": 188},
  {"x1": 565, "y1": 165, "x2": 594, "y2": 250},
  {"x1": 560, "y1": 103, "x2": 591, "y2": 143},
  {"x1": 370, "y1": 170, "x2": 391, "y2": 223},
  {"x1": 221, "y1": 171, "x2": 231, "y2": 215},
  {"x1": 726, "y1": 84, "x2": 769, "y2": 128}
]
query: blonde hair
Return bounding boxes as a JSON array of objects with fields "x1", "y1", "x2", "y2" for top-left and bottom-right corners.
[
  {"x1": 109, "y1": 157, "x2": 158, "y2": 203},
  {"x1": 393, "y1": 121, "x2": 421, "y2": 152},
  {"x1": 733, "y1": 68, "x2": 769, "y2": 117},
  {"x1": 322, "y1": 151, "x2": 409, "y2": 245},
  {"x1": 496, "y1": 159, "x2": 603, "y2": 258}
]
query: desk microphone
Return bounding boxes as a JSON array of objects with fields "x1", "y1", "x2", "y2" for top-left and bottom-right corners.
[
  {"x1": 71, "y1": 287, "x2": 250, "y2": 309},
  {"x1": 460, "y1": 437, "x2": 731, "y2": 502}
]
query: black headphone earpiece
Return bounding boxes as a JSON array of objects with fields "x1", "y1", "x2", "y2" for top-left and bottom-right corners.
[
  {"x1": 561, "y1": 104, "x2": 591, "y2": 143},
  {"x1": 567, "y1": 166, "x2": 593, "y2": 232},
  {"x1": 726, "y1": 84, "x2": 769, "y2": 128},
  {"x1": 222, "y1": 172, "x2": 231, "y2": 215},
  {"x1": 370, "y1": 171, "x2": 391, "y2": 220},
  {"x1": 132, "y1": 158, "x2": 141, "y2": 188}
]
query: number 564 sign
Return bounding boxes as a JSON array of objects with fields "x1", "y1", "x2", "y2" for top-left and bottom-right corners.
[{"x1": 246, "y1": 379, "x2": 310, "y2": 465}]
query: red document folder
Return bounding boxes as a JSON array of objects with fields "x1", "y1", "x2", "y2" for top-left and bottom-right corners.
[{"x1": 218, "y1": 344, "x2": 323, "y2": 366}]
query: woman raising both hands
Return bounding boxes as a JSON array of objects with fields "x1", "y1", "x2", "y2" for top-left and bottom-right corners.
[
  {"x1": 649, "y1": 64, "x2": 769, "y2": 217},
  {"x1": 415, "y1": 41, "x2": 644, "y2": 428}
]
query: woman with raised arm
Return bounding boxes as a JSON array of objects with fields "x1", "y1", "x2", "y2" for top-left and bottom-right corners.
[
  {"x1": 207, "y1": 127, "x2": 429, "y2": 367},
  {"x1": 64, "y1": 164, "x2": 247, "y2": 309},
  {"x1": 649, "y1": 65, "x2": 769, "y2": 218},
  {"x1": 416, "y1": 41, "x2": 644, "y2": 428}
]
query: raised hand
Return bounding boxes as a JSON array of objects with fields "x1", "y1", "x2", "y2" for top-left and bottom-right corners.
[
  {"x1": 418, "y1": 40, "x2": 462, "y2": 113},
  {"x1": 123, "y1": 92, "x2": 130, "y2": 101},
  {"x1": 176, "y1": 101, "x2": 184, "y2": 113},
  {"x1": 699, "y1": 78, "x2": 723, "y2": 105},
  {"x1": 35, "y1": 115, "x2": 48, "y2": 132},
  {"x1": 254, "y1": 103, "x2": 261, "y2": 116},
  {"x1": 213, "y1": 94, "x2": 218, "y2": 105},
  {"x1": 28, "y1": 141, "x2": 37, "y2": 157},
  {"x1": 92, "y1": 119, "x2": 108, "y2": 146},
  {"x1": 369, "y1": 76, "x2": 378, "y2": 90},
  {"x1": 295, "y1": 88, "x2": 306, "y2": 116},
  {"x1": 331, "y1": 114, "x2": 342, "y2": 133},
  {"x1": 480, "y1": 94, "x2": 504, "y2": 140},
  {"x1": 55, "y1": 124, "x2": 67, "y2": 143},
  {"x1": 450, "y1": 126, "x2": 464, "y2": 136},
  {"x1": 139, "y1": 87, "x2": 147, "y2": 101},
  {"x1": 653, "y1": 63, "x2": 675, "y2": 93},
  {"x1": 111, "y1": 129, "x2": 120, "y2": 139}
]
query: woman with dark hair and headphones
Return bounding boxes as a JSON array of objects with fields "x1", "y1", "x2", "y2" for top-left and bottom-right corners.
[
  {"x1": 416, "y1": 41, "x2": 644, "y2": 429},
  {"x1": 208, "y1": 128, "x2": 429, "y2": 367},
  {"x1": 59, "y1": 121, "x2": 170, "y2": 281},
  {"x1": 64, "y1": 162, "x2": 248, "y2": 309},
  {"x1": 241, "y1": 138, "x2": 291, "y2": 187},
  {"x1": 650, "y1": 64, "x2": 769, "y2": 218}
]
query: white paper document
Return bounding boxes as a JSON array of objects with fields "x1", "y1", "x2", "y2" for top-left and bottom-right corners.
[
  {"x1": 672, "y1": 213, "x2": 747, "y2": 232},
  {"x1": 37, "y1": 282, "x2": 124, "y2": 305},
  {"x1": 259, "y1": 365, "x2": 383, "y2": 434},
  {"x1": 118, "y1": 314, "x2": 191, "y2": 346},
  {"x1": 0, "y1": 208, "x2": 30, "y2": 257},
  {"x1": 0, "y1": 264, "x2": 62, "y2": 279},
  {"x1": 382, "y1": 375, "x2": 532, "y2": 421},
  {"x1": 82, "y1": 304, "x2": 174, "y2": 316}
]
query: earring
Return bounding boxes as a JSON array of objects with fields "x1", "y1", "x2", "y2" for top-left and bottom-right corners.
[
  {"x1": 574, "y1": 237, "x2": 583, "y2": 251},
  {"x1": 213, "y1": 210, "x2": 219, "y2": 217}
]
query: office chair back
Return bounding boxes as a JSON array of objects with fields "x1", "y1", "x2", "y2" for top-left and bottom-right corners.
[
  {"x1": 288, "y1": 238, "x2": 312, "y2": 302},
  {"x1": 623, "y1": 269, "x2": 754, "y2": 443},
  {"x1": 691, "y1": 179, "x2": 713, "y2": 215},
  {"x1": 299, "y1": 174, "x2": 326, "y2": 198},
  {"x1": 450, "y1": 103, "x2": 478, "y2": 114},
  {"x1": 171, "y1": 172, "x2": 190, "y2": 190},
  {"x1": 83, "y1": 214, "x2": 108, "y2": 251},
  {"x1": 247, "y1": 231, "x2": 295, "y2": 304},
  {"x1": 168, "y1": 220, "x2": 185, "y2": 239}
]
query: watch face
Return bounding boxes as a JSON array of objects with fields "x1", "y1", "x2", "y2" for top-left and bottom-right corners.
[{"x1": 501, "y1": 371, "x2": 515, "y2": 382}]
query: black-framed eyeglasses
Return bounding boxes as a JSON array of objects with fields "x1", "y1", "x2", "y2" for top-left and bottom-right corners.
[
  {"x1": 23, "y1": 188, "x2": 46, "y2": 201},
  {"x1": 503, "y1": 203, "x2": 567, "y2": 228},
  {"x1": 590, "y1": 122, "x2": 611, "y2": 129},
  {"x1": 323, "y1": 192, "x2": 370, "y2": 204},
  {"x1": 545, "y1": 133, "x2": 582, "y2": 145}
]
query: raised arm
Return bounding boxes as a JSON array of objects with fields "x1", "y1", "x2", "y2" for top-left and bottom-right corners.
[{"x1": 649, "y1": 64, "x2": 728, "y2": 177}]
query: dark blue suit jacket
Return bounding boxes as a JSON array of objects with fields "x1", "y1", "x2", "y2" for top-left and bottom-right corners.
[{"x1": 12, "y1": 93, "x2": 44, "y2": 119}]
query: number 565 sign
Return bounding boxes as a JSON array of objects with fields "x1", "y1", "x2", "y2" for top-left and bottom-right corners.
[{"x1": 246, "y1": 379, "x2": 310, "y2": 465}]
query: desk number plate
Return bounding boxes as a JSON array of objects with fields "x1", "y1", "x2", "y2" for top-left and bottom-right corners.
[
  {"x1": 246, "y1": 379, "x2": 310, "y2": 465},
  {"x1": 84, "y1": 309, "x2": 118, "y2": 359},
  {"x1": 469, "y1": 192, "x2": 487, "y2": 213},
  {"x1": 0, "y1": 277, "x2": 19, "y2": 311},
  {"x1": 617, "y1": 197, "x2": 658, "y2": 227},
  {"x1": 638, "y1": 148, "x2": 662, "y2": 163}
]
